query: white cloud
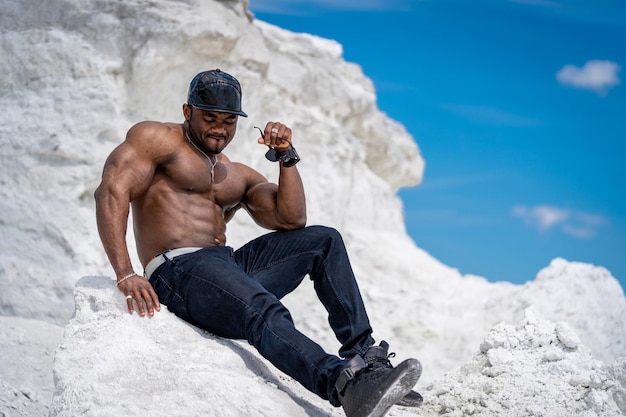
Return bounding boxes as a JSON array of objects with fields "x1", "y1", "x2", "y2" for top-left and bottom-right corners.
[
  {"x1": 512, "y1": 204, "x2": 570, "y2": 231},
  {"x1": 556, "y1": 60, "x2": 621, "y2": 95},
  {"x1": 512, "y1": 204, "x2": 609, "y2": 239}
]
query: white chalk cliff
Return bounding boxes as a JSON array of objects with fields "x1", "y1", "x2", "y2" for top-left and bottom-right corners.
[{"x1": 0, "y1": 0, "x2": 624, "y2": 416}]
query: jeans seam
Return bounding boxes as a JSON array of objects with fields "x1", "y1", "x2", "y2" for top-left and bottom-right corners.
[
  {"x1": 312, "y1": 248, "x2": 355, "y2": 340},
  {"x1": 262, "y1": 312, "x2": 327, "y2": 376}
]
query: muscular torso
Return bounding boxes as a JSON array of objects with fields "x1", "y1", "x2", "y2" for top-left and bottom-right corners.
[{"x1": 132, "y1": 125, "x2": 251, "y2": 267}]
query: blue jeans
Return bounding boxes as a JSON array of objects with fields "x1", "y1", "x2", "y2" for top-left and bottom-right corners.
[{"x1": 148, "y1": 225, "x2": 374, "y2": 405}]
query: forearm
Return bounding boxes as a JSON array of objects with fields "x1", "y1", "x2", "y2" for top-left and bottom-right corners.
[
  {"x1": 95, "y1": 181, "x2": 160, "y2": 317},
  {"x1": 95, "y1": 187, "x2": 135, "y2": 278},
  {"x1": 250, "y1": 121, "x2": 306, "y2": 229},
  {"x1": 275, "y1": 163, "x2": 307, "y2": 228}
]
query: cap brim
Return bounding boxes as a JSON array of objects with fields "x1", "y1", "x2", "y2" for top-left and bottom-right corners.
[{"x1": 190, "y1": 104, "x2": 248, "y2": 117}]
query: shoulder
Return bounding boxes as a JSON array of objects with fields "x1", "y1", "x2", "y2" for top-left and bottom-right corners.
[
  {"x1": 123, "y1": 121, "x2": 183, "y2": 163},
  {"x1": 126, "y1": 121, "x2": 181, "y2": 144}
]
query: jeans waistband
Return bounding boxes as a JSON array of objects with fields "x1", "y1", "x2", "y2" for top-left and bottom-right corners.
[{"x1": 144, "y1": 247, "x2": 204, "y2": 279}]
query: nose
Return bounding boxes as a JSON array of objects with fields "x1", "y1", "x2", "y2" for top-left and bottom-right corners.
[{"x1": 209, "y1": 124, "x2": 227, "y2": 136}]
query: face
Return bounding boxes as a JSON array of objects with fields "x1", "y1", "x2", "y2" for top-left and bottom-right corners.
[{"x1": 184, "y1": 104, "x2": 238, "y2": 154}]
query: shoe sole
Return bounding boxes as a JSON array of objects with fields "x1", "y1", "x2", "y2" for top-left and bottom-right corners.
[
  {"x1": 350, "y1": 358, "x2": 422, "y2": 417},
  {"x1": 395, "y1": 394, "x2": 424, "y2": 407}
]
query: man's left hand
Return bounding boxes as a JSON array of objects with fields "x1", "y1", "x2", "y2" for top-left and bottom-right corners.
[{"x1": 257, "y1": 122, "x2": 293, "y2": 152}]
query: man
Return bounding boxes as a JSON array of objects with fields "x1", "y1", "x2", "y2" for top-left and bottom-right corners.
[{"x1": 95, "y1": 69, "x2": 422, "y2": 417}]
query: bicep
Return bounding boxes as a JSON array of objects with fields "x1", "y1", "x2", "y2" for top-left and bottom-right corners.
[
  {"x1": 98, "y1": 122, "x2": 172, "y2": 201},
  {"x1": 245, "y1": 182, "x2": 278, "y2": 212},
  {"x1": 99, "y1": 142, "x2": 156, "y2": 201},
  {"x1": 238, "y1": 166, "x2": 279, "y2": 224}
]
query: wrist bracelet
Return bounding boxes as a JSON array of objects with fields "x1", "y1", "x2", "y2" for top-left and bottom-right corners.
[
  {"x1": 265, "y1": 145, "x2": 300, "y2": 167},
  {"x1": 116, "y1": 272, "x2": 138, "y2": 286}
]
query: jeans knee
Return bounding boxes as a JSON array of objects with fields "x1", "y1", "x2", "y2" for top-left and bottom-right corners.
[{"x1": 307, "y1": 225, "x2": 344, "y2": 246}]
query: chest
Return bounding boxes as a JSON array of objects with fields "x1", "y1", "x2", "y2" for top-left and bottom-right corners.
[{"x1": 159, "y1": 153, "x2": 246, "y2": 208}]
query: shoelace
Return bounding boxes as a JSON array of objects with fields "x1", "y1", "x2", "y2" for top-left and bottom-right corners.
[{"x1": 366, "y1": 351, "x2": 396, "y2": 369}]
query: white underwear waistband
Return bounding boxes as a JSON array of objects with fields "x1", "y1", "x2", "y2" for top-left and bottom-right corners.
[{"x1": 144, "y1": 247, "x2": 204, "y2": 279}]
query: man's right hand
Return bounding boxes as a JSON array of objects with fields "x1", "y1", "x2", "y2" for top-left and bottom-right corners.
[{"x1": 117, "y1": 275, "x2": 161, "y2": 317}]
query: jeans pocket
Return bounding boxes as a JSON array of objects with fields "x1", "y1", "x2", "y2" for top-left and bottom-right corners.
[{"x1": 151, "y1": 265, "x2": 190, "y2": 320}]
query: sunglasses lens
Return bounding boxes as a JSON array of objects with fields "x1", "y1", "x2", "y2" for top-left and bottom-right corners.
[{"x1": 265, "y1": 148, "x2": 278, "y2": 162}]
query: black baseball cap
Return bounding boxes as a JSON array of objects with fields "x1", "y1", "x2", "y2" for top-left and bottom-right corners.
[{"x1": 187, "y1": 69, "x2": 248, "y2": 117}]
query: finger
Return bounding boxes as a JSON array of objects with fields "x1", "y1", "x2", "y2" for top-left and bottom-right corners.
[
  {"x1": 139, "y1": 287, "x2": 159, "y2": 317},
  {"x1": 264, "y1": 122, "x2": 276, "y2": 145},
  {"x1": 282, "y1": 127, "x2": 292, "y2": 143},
  {"x1": 277, "y1": 127, "x2": 292, "y2": 148},
  {"x1": 126, "y1": 293, "x2": 135, "y2": 315},
  {"x1": 150, "y1": 288, "x2": 161, "y2": 312},
  {"x1": 272, "y1": 126, "x2": 283, "y2": 146},
  {"x1": 134, "y1": 291, "x2": 147, "y2": 317},
  {"x1": 269, "y1": 124, "x2": 286, "y2": 147}
]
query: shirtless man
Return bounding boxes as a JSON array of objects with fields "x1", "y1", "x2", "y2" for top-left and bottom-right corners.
[{"x1": 95, "y1": 69, "x2": 422, "y2": 417}]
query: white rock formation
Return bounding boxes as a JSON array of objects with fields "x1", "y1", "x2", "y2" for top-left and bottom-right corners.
[
  {"x1": 419, "y1": 310, "x2": 625, "y2": 417},
  {"x1": 49, "y1": 277, "x2": 341, "y2": 417},
  {"x1": 0, "y1": 0, "x2": 422, "y2": 325},
  {"x1": 0, "y1": 0, "x2": 624, "y2": 416},
  {"x1": 0, "y1": 316, "x2": 62, "y2": 416},
  {"x1": 49, "y1": 277, "x2": 624, "y2": 417}
]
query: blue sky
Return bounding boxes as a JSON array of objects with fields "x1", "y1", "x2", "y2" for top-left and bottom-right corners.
[{"x1": 248, "y1": 0, "x2": 626, "y2": 290}]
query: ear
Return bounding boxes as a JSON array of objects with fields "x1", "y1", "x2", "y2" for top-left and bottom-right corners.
[{"x1": 182, "y1": 104, "x2": 191, "y2": 121}]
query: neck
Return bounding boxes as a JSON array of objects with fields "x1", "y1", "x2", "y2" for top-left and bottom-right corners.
[
  {"x1": 184, "y1": 125, "x2": 218, "y2": 182},
  {"x1": 184, "y1": 123, "x2": 211, "y2": 153}
]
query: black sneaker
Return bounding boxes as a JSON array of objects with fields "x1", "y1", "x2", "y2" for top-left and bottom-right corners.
[
  {"x1": 335, "y1": 354, "x2": 421, "y2": 417},
  {"x1": 364, "y1": 341, "x2": 424, "y2": 407}
]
